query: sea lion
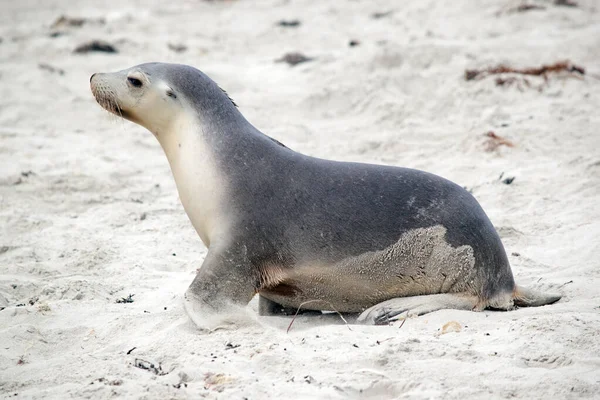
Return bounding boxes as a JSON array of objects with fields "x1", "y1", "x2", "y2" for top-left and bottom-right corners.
[{"x1": 90, "y1": 63, "x2": 561, "y2": 328}]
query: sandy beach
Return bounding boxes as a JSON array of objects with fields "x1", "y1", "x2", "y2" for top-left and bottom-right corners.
[{"x1": 1, "y1": 0, "x2": 599, "y2": 398}]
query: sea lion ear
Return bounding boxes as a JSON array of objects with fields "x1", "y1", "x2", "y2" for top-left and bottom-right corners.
[{"x1": 157, "y1": 81, "x2": 177, "y2": 99}]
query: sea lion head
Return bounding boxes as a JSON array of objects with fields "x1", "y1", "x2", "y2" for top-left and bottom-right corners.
[{"x1": 90, "y1": 63, "x2": 238, "y2": 136}]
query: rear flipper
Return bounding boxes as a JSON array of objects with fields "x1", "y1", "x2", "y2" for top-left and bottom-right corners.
[
  {"x1": 357, "y1": 287, "x2": 562, "y2": 325},
  {"x1": 513, "y1": 285, "x2": 561, "y2": 307},
  {"x1": 357, "y1": 293, "x2": 481, "y2": 325}
]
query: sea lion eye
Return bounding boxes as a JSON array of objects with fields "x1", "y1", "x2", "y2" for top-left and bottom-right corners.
[
  {"x1": 127, "y1": 77, "x2": 143, "y2": 87},
  {"x1": 166, "y1": 90, "x2": 177, "y2": 99}
]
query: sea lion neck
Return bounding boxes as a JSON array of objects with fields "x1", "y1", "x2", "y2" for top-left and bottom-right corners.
[{"x1": 156, "y1": 112, "x2": 233, "y2": 247}]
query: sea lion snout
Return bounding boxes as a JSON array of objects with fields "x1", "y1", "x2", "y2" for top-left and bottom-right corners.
[{"x1": 90, "y1": 73, "x2": 124, "y2": 118}]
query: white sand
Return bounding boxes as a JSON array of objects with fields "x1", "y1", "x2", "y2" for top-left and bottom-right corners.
[{"x1": 1, "y1": 0, "x2": 599, "y2": 398}]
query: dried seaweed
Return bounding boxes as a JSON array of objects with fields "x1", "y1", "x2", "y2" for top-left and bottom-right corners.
[
  {"x1": 465, "y1": 60, "x2": 585, "y2": 81},
  {"x1": 483, "y1": 131, "x2": 515, "y2": 152}
]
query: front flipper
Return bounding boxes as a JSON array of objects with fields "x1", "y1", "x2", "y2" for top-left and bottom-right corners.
[
  {"x1": 184, "y1": 248, "x2": 257, "y2": 330},
  {"x1": 357, "y1": 293, "x2": 480, "y2": 325}
]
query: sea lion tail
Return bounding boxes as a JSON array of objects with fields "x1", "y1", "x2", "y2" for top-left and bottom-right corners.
[{"x1": 513, "y1": 285, "x2": 561, "y2": 307}]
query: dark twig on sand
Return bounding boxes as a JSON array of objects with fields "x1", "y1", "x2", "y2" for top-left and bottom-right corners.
[
  {"x1": 275, "y1": 52, "x2": 313, "y2": 67},
  {"x1": 554, "y1": 0, "x2": 578, "y2": 7},
  {"x1": 134, "y1": 358, "x2": 167, "y2": 375},
  {"x1": 558, "y1": 280, "x2": 574, "y2": 288},
  {"x1": 397, "y1": 316, "x2": 407, "y2": 329},
  {"x1": 74, "y1": 40, "x2": 117, "y2": 54},
  {"x1": 511, "y1": 4, "x2": 546, "y2": 13},
  {"x1": 287, "y1": 300, "x2": 352, "y2": 333},
  {"x1": 371, "y1": 10, "x2": 394, "y2": 19},
  {"x1": 39, "y1": 63, "x2": 65, "y2": 75},
  {"x1": 115, "y1": 294, "x2": 135, "y2": 304},
  {"x1": 277, "y1": 19, "x2": 301, "y2": 27},
  {"x1": 499, "y1": 0, "x2": 577, "y2": 15},
  {"x1": 51, "y1": 15, "x2": 105, "y2": 29},
  {"x1": 168, "y1": 43, "x2": 187, "y2": 53}
]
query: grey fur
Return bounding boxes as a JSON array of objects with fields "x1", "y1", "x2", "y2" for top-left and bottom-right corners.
[{"x1": 90, "y1": 63, "x2": 561, "y2": 327}]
